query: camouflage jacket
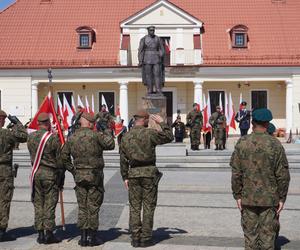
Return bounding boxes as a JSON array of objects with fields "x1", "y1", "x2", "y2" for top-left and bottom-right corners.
[
  {"x1": 61, "y1": 127, "x2": 115, "y2": 172},
  {"x1": 186, "y1": 110, "x2": 203, "y2": 128},
  {"x1": 209, "y1": 112, "x2": 226, "y2": 129},
  {"x1": 27, "y1": 128, "x2": 62, "y2": 170},
  {"x1": 230, "y1": 131, "x2": 290, "y2": 206},
  {"x1": 120, "y1": 122, "x2": 174, "y2": 180},
  {"x1": 0, "y1": 124, "x2": 27, "y2": 177}
]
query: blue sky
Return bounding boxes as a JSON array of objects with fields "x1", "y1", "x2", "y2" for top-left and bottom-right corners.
[{"x1": 0, "y1": 0, "x2": 16, "y2": 11}]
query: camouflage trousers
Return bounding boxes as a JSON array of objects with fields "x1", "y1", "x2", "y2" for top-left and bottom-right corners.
[
  {"x1": 242, "y1": 206, "x2": 279, "y2": 250},
  {"x1": 0, "y1": 177, "x2": 14, "y2": 229},
  {"x1": 190, "y1": 126, "x2": 201, "y2": 147},
  {"x1": 214, "y1": 128, "x2": 225, "y2": 146},
  {"x1": 128, "y1": 177, "x2": 158, "y2": 242},
  {"x1": 75, "y1": 184, "x2": 104, "y2": 230},
  {"x1": 33, "y1": 178, "x2": 59, "y2": 231}
]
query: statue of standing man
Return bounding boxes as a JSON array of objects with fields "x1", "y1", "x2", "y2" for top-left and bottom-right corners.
[{"x1": 138, "y1": 26, "x2": 165, "y2": 96}]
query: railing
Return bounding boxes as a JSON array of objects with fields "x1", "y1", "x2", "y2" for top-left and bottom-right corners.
[{"x1": 120, "y1": 49, "x2": 202, "y2": 66}]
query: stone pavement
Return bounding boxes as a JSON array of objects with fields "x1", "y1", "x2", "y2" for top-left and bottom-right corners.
[{"x1": 1, "y1": 138, "x2": 300, "y2": 250}]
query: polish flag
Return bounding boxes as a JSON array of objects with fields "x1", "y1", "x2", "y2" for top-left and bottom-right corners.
[
  {"x1": 63, "y1": 94, "x2": 73, "y2": 129},
  {"x1": 102, "y1": 94, "x2": 108, "y2": 110},
  {"x1": 28, "y1": 92, "x2": 65, "y2": 144},
  {"x1": 114, "y1": 105, "x2": 123, "y2": 137},
  {"x1": 229, "y1": 92, "x2": 236, "y2": 130},
  {"x1": 91, "y1": 94, "x2": 95, "y2": 115},
  {"x1": 219, "y1": 93, "x2": 223, "y2": 112},
  {"x1": 85, "y1": 95, "x2": 91, "y2": 114},
  {"x1": 164, "y1": 39, "x2": 170, "y2": 54},
  {"x1": 224, "y1": 93, "x2": 230, "y2": 133},
  {"x1": 202, "y1": 94, "x2": 212, "y2": 133},
  {"x1": 71, "y1": 95, "x2": 76, "y2": 114},
  {"x1": 77, "y1": 95, "x2": 85, "y2": 111},
  {"x1": 57, "y1": 96, "x2": 64, "y2": 121}
]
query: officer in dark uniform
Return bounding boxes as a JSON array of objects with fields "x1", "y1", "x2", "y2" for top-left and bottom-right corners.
[
  {"x1": 235, "y1": 101, "x2": 251, "y2": 137},
  {"x1": 171, "y1": 115, "x2": 185, "y2": 142}
]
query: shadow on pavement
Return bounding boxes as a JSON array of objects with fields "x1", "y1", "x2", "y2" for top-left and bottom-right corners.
[
  {"x1": 56, "y1": 224, "x2": 124, "y2": 243},
  {"x1": 153, "y1": 227, "x2": 188, "y2": 244},
  {"x1": 7, "y1": 226, "x2": 36, "y2": 238},
  {"x1": 276, "y1": 236, "x2": 290, "y2": 250}
]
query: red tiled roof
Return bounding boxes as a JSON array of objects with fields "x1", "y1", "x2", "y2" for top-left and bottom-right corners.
[{"x1": 0, "y1": 0, "x2": 300, "y2": 68}]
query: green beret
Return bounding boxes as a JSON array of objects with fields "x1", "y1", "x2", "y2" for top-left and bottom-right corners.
[
  {"x1": 0, "y1": 110, "x2": 7, "y2": 118},
  {"x1": 252, "y1": 108, "x2": 273, "y2": 122},
  {"x1": 37, "y1": 112, "x2": 50, "y2": 122},
  {"x1": 81, "y1": 112, "x2": 95, "y2": 123},
  {"x1": 267, "y1": 123, "x2": 276, "y2": 135}
]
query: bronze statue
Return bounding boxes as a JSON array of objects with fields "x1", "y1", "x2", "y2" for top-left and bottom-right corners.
[{"x1": 138, "y1": 26, "x2": 165, "y2": 95}]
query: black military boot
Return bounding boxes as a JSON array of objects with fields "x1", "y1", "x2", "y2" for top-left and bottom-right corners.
[
  {"x1": 0, "y1": 228, "x2": 16, "y2": 242},
  {"x1": 37, "y1": 230, "x2": 45, "y2": 244},
  {"x1": 78, "y1": 229, "x2": 88, "y2": 247},
  {"x1": 44, "y1": 230, "x2": 61, "y2": 244},
  {"x1": 140, "y1": 239, "x2": 154, "y2": 248},
  {"x1": 215, "y1": 145, "x2": 219, "y2": 150},
  {"x1": 131, "y1": 239, "x2": 140, "y2": 248},
  {"x1": 87, "y1": 230, "x2": 103, "y2": 246}
]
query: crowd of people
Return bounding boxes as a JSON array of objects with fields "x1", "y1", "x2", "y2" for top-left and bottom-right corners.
[{"x1": 0, "y1": 104, "x2": 290, "y2": 249}]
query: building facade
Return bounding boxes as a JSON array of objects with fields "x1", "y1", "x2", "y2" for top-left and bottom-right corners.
[{"x1": 0, "y1": 0, "x2": 300, "y2": 134}]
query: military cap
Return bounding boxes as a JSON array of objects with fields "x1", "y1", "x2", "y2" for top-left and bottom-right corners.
[
  {"x1": 241, "y1": 101, "x2": 247, "y2": 106},
  {"x1": 267, "y1": 122, "x2": 276, "y2": 134},
  {"x1": 252, "y1": 108, "x2": 273, "y2": 122},
  {"x1": 192, "y1": 103, "x2": 198, "y2": 107},
  {"x1": 101, "y1": 104, "x2": 107, "y2": 107},
  {"x1": 0, "y1": 110, "x2": 7, "y2": 117},
  {"x1": 147, "y1": 25, "x2": 155, "y2": 30},
  {"x1": 134, "y1": 109, "x2": 149, "y2": 119},
  {"x1": 81, "y1": 112, "x2": 95, "y2": 123},
  {"x1": 38, "y1": 112, "x2": 50, "y2": 122},
  {"x1": 216, "y1": 106, "x2": 221, "y2": 109}
]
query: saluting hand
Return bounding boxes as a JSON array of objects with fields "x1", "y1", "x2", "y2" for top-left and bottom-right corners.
[{"x1": 151, "y1": 114, "x2": 164, "y2": 124}]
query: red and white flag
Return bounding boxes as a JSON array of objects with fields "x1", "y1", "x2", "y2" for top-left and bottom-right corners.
[
  {"x1": 91, "y1": 94, "x2": 95, "y2": 115},
  {"x1": 229, "y1": 92, "x2": 236, "y2": 130},
  {"x1": 28, "y1": 92, "x2": 65, "y2": 144},
  {"x1": 219, "y1": 93, "x2": 223, "y2": 112},
  {"x1": 224, "y1": 93, "x2": 230, "y2": 133},
  {"x1": 202, "y1": 94, "x2": 212, "y2": 133},
  {"x1": 71, "y1": 95, "x2": 76, "y2": 114},
  {"x1": 57, "y1": 96, "x2": 64, "y2": 121},
  {"x1": 114, "y1": 105, "x2": 123, "y2": 137},
  {"x1": 77, "y1": 95, "x2": 85, "y2": 110},
  {"x1": 164, "y1": 39, "x2": 170, "y2": 54},
  {"x1": 63, "y1": 94, "x2": 73, "y2": 129},
  {"x1": 85, "y1": 95, "x2": 91, "y2": 114}
]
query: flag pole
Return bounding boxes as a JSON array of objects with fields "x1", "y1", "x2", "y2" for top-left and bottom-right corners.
[{"x1": 48, "y1": 68, "x2": 66, "y2": 231}]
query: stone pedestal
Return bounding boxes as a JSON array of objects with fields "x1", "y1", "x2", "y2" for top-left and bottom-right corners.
[{"x1": 142, "y1": 95, "x2": 167, "y2": 131}]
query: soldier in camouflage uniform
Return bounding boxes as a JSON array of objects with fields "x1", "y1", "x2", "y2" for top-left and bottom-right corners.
[
  {"x1": 27, "y1": 113, "x2": 63, "y2": 244},
  {"x1": 61, "y1": 112, "x2": 115, "y2": 247},
  {"x1": 0, "y1": 110, "x2": 27, "y2": 242},
  {"x1": 95, "y1": 104, "x2": 113, "y2": 132},
  {"x1": 230, "y1": 108, "x2": 290, "y2": 250},
  {"x1": 186, "y1": 103, "x2": 203, "y2": 150},
  {"x1": 209, "y1": 106, "x2": 226, "y2": 150},
  {"x1": 120, "y1": 109, "x2": 173, "y2": 248}
]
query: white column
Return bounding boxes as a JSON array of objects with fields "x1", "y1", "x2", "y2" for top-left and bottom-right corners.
[
  {"x1": 286, "y1": 79, "x2": 293, "y2": 134},
  {"x1": 119, "y1": 81, "x2": 129, "y2": 127},
  {"x1": 194, "y1": 80, "x2": 203, "y2": 104},
  {"x1": 31, "y1": 81, "x2": 39, "y2": 117}
]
